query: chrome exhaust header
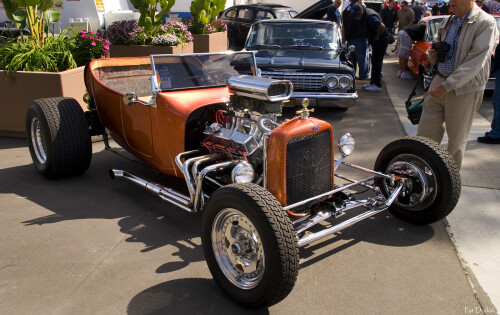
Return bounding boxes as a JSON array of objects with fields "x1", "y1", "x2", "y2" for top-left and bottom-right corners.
[{"x1": 109, "y1": 169, "x2": 193, "y2": 213}]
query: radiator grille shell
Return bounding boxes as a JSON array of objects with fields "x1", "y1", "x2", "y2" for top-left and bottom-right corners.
[{"x1": 286, "y1": 130, "x2": 332, "y2": 205}]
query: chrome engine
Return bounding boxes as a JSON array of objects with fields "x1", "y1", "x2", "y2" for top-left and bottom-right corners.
[{"x1": 201, "y1": 75, "x2": 293, "y2": 165}]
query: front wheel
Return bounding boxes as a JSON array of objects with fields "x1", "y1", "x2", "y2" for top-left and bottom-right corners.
[
  {"x1": 374, "y1": 136, "x2": 461, "y2": 225},
  {"x1": 201, "y1": 183, "x2": 299, "y2": 308}
]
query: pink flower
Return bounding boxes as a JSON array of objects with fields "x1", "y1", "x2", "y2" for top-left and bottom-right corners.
[
  {"x1": 89, "y1": 36, "x2": 94, "y2": 40},
  {"x1": 91, "y1": 42, "x2": 96, "y2": 46},
  {"x1": 96, "y1": 38, "x2": 102, "y2": 42},
  {"x1": 81, "y1": 34, "x2": 87, "y2": 38},
  {"x1": 103, "y1": 45, "x2": 109, "y2": 51},
  {"x1": 105, "y1": 39, "x2": 110, "y2": 44}
]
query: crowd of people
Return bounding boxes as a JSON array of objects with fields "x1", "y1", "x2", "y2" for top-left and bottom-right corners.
[{"x1": 327, "y1": 0, "x2": 499, "y2": 166}]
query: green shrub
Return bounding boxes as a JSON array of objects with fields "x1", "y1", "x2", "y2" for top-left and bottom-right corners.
[
  {"x1": 0, "y1": 33, "x2": 77, "y2": 79},
  {"x1": 189, "y1": 0, "x2": 226, "y2": 34}
]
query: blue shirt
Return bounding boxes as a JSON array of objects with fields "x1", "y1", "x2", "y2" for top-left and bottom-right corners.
[
  {"x1": 327, "y1": 6, "x2": 341, "y2": 26},
  {"x1": 437, "y1": 13, "x2": 469, "y2": 76}
]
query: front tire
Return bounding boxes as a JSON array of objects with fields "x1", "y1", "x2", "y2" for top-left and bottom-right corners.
[
  {"x1": 26, "y1": 97, "x2": 92, "y2": 179},
  {"x1": 374, "y1": 136, "x2": 461, "y2": 225},
  {"x1": 201, "y1": 183, "x2": 299, "y2": 308}
]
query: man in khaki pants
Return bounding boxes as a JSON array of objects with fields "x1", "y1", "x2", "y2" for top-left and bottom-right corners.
[{"x1": 417, "y1": 0, "x2": 498, "y2": 169}]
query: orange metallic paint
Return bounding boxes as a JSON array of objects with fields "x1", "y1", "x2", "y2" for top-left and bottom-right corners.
[
  {"x1": 86, "y1": 57, "x2": 336, "y2": 209},
  {"x1": 267, "y1": 116, "x2": 335, "y2": 206},
  {"x1": 86, "y1": 57, "x2": 230, "y2": 177}
]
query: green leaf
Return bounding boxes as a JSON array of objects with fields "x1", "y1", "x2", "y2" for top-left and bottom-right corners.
[
  {"x1": 45, "y1": 8, "x2": 60, "y2": 23},
  {"x1": 3, "y1": 0, "x2": 20, "y2": 22},
  {"x1": 129, "y1": 0, "x2": 143, "y2": 9},
  {"x1": 16, "y1": 0, "x2": 40, "y2": 7},
  {"x1": 39, "y1": 0, "x2": 56, "y2": 12}
]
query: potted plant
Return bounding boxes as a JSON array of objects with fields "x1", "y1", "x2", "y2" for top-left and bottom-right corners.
[
  {"x1": 0, "y1": 0, "x2": 109, "y2": 137},
  {"x1": 106, "y1": 19, "x2": 194, "y2": 57},
  {"x1": 188, "y1": 0, "x2": 227, "y2": 53},
  {"x1": 107, "y1": 0, "x2": 194, "y2": 57}
]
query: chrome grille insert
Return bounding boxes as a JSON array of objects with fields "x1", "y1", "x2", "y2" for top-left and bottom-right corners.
[{"x1": 261, "y1": 72, "x2": 325, "y2": 91}]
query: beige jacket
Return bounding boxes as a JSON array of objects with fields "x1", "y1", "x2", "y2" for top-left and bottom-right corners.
[{"x1": 433, "y1": 5, "x2": 498, "y2": 95}]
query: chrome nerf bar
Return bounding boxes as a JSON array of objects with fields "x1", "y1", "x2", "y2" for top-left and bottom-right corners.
[
  {"x1": 296, "y1": 183, "x2": 403, "y2": 247},
  {"x1": 283, "y1": 175, "x2": 378, "y2": 211}
]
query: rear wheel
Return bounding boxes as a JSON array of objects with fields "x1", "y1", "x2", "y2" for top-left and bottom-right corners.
[
  {"x1": 374, "y1": 136, "x2": 461, "y2": 225},
  {"x1": 202, "y1": 183, "x2": 299, "y2": 308},
  {"x1": 26, "y1": 97, "x2": 92, "y2": 179}
]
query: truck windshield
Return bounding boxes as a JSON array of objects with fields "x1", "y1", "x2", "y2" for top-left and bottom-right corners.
[
  {"x1": 246, "y1": 22, "x2": 339, "y2": 50},
  {"x1": 150, "y1": 52, "x2": 257, "y2": 91}
]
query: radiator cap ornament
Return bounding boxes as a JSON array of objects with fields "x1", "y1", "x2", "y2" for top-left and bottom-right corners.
[{"x1": 296, "y1": 98, "x2": 314, "y2": 119}]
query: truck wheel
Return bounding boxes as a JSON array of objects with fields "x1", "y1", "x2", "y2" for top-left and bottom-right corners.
[
  {"x1": 201, "y1": 183, "x2": 299, "y2": 308},
  {"x1": 374, "y1": 136, "x2": 461, "y2": 225},
  {"x1": 26, "y1": 97, "x2": 92, "y2": 179}
]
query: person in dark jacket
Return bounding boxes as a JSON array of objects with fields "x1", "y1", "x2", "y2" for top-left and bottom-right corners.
[
  {"x1": 342, "y1": 0, "x2": 370, "y2": 79},
  {"x1": 478, "y1": 42, "x2": 500, "y2": 144},
  {"x1": 327, "y1": 0, "x2": 343, "y2": 25},
  {"x1": 432, "y1": 3, "x2": 440, "y2": 15},
  {"x1": 351, "y1": 3, "x2": 392, "y2": 91},
  {"x1": 380, "y1": 0, "x2": 397, "y2": 34}
]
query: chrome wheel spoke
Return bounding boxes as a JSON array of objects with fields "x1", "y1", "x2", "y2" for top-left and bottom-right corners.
[{"x1": 212, "y1": 209, "x2": 265, "y2": 290}]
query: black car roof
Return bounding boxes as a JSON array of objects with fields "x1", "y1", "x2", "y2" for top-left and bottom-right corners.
[{"x1": 224, "y1": 3, "x2": 294, "y2": 10}]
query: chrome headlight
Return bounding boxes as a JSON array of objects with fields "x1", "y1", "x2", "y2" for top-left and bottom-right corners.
[
  {"x1": 323, "y1": 75, "x2": 338, "y2": 91},
  {"x1": 338, "y1": 133, "x2": 355, "y2": 157},
  {"x1": 231, "y1": 161, "x2": 255, "y2": 183},
  {"x1": 339, "y1": 75, "x2": 352, "y2": 90}
]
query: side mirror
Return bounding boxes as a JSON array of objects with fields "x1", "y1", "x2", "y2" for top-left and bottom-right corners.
[{"x1": 123, "y1": 92, "x2": 138, "y2": 106}]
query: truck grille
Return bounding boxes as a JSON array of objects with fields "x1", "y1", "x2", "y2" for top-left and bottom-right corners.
[
  {"x1": 261, "y1": 72, "x2": 324, "y2": 91},
  {"x1": 286, "y1": 130, "x2": 332, "y2": 205}
]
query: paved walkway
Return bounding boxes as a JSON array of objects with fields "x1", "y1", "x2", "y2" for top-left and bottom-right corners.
[{"x1": 383, "y1": 53, "x2": 500, "y2": 312}]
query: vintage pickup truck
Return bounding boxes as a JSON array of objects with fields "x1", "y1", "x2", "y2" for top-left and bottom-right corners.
[{"x1": 25, "y1": 51, "x2": 460, "y2": 308}]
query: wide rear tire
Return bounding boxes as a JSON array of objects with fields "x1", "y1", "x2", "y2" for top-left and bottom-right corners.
[
  {"x1": 26, "y1": 97, "x2": 92, "y2": 179},
  {"x1": 374, "y1": 136, "x2": 461, "y2": 225},
  {"x1": 201, "y1": 183, "x2": 299, "y2": 308}
]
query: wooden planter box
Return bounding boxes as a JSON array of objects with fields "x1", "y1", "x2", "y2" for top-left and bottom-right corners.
[
  {"x1": 0, "y1": 66, "x2": 87, "y2": 138},
  {"x1": 192, "y1": 31, "x2": 228, "y2": 53},
  {"x1": 109, "y1": 41, "x2": 194, "y2": 57}
]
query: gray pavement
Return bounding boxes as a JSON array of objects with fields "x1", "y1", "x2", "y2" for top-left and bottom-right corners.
[{"x1": 0, "y1": 53, "x2": 499, "y2": 314}]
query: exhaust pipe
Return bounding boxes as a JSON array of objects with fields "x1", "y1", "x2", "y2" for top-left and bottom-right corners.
[{"x1": 109, "y1": 169, "x2": 193, "y2": 213}]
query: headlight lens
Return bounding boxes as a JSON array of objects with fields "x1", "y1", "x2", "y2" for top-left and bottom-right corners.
[
  {"x1": 323, "y1": 75, "x2": 338, "y2": 91},
  {"x1": 326, "y1": 77, "x2": 338, "y2": 91},
  {"x1": 339, "y1": 76, "x2": 351, "y2": 89},
  {"x1": 338, "y1": 133, "x2": 355, "y2": 156},
  {"x1": 231, "y1": 161, "x2": 255, "y2": 183}
]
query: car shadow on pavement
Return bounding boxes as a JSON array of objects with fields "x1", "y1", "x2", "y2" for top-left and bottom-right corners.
[
  {"x1": 0, "y1": 146, "x2": 207, "y2": 273},
  {"x1": 299, "y1": 212, "x2": 435, "y2": 269},
  {"x1": 127, "y1": 278, "x2": 268, "y2": 315}
]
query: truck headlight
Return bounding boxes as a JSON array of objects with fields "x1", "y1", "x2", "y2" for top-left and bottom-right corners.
[
  {"x1": 323, "y1": 75, "x2": 338, "y2": 91},
  {"x1": 338, "y1": 133, "x2": 355, "y2": 156},
  {"x1": 339, "y1": 76, "x2": 352, "y2": 90},
  {"x1": 231, "y1": 161, "x2": 254, "y2": 183}
]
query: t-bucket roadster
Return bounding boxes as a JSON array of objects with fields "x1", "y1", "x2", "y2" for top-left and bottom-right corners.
[{"x1": 25, "y1": 51, "x2": 460, "y2": 308}]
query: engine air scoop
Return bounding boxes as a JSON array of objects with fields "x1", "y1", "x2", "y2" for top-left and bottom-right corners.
[{"x1": 227, "y1": 75, "x2": 292, "y2": 102}]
